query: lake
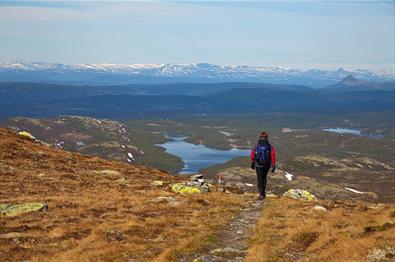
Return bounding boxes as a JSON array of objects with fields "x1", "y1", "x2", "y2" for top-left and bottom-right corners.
[
  {"x1": 157, "y1": 134, "x2": 250, "y2": 174},
  {"x1": 323, "y1": 128, "x2": 384, "y2": 139}
]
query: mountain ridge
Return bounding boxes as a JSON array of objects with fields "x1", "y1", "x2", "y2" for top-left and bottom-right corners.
[{"x1": 1, "y1": 62, "x2": 394, "y2": 87}]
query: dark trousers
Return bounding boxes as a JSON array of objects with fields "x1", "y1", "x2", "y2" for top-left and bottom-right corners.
[{"x1": 256, "y1": 166, "x2": 270, "y2": 196}]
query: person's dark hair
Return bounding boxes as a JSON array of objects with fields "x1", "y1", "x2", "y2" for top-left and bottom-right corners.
[{"x1": 259, "y1": 131, "x2": 268, "y2": 139}]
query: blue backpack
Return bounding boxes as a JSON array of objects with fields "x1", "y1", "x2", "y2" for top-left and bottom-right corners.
[{"x1": 254, "y1": 143, "x2": 271, "y2": 166}]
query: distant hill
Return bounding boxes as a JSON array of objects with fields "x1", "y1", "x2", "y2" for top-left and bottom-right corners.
[
  {"x1": 325, "y1": 74, "x2": 395, "y2": 91},
  {"x1": 1, "y1": 82, "x2": 394, "y2": 119},
  {"x1": 1, "y1": 62, "x2": 394, "y2": 87},
  {"x1": 0, "y1": 81, "x2": 314, "y2": 106}
]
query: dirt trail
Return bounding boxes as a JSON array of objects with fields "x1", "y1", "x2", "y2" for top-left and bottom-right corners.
[{"x1": 179, "y1": 199, "x2": 264, "y2": 262}]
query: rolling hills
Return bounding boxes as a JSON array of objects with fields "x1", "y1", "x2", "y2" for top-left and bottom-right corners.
[{"x1": 1, "y1": 79, "x2": 394, "y2": 119}]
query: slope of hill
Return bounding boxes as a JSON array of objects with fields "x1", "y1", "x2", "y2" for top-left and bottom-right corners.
[
  {"x1": 0, "y1": 116, "x2": 183, "y2": 173},
  {"x1": 0, "y1": 128, "x2": 249, "y2": 261},
  {"x1": 1, "y1": 127, "x2": 394, "y2": 261}
]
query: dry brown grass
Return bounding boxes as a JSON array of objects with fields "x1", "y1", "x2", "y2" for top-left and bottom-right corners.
[
  {"x1": 0, "y1": 128, "x2": 250, "y2": 261},
  {"x1": 245, "y1": 197, "x2": 395, "y2": 262}
]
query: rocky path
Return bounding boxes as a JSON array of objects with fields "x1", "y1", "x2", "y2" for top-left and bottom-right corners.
[{"x1": 179, "y1": 199, "x2": 265, "y2": 262}]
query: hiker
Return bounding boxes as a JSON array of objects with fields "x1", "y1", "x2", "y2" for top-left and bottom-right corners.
[{"x1": 250, "y1": 131, "x2": 276, "y2": 200}]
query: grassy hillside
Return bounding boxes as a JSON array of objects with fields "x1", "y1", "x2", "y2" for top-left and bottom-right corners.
[
  {"x1": 1, "y1": 127, "x2": 394, "y2": 261},
  {"x1": 0, "y1": 128, "x2": 249, "y2": 261},
  {"x1": 245, "y1": 197, "x2": 395, "y2": 261}
]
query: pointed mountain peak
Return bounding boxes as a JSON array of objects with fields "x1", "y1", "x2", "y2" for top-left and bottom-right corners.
[{"x1": 339, "y1": 74, "x2": 363, "y2": 86}]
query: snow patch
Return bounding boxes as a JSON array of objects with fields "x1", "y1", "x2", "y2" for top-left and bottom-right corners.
[
  {"x1": 284, "y1": 172, "x2": 294, "y2": 181},
  {"x1": 219, "y1": 130, "x2": 233, "y2": 137},
  {"x1": 127, "y1": 152, "x2": 135, "y2": 161},
  {"x1": 345, "y1": 187, "x2": 367, "y2": 194}
]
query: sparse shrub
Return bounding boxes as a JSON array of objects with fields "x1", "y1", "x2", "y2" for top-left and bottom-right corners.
[
  {"x1": 363, "y1": 222, "x2": 395, "y2": 235},
  {"x1": 289, "y1": 231, "x2": 319, "y2": 251}
]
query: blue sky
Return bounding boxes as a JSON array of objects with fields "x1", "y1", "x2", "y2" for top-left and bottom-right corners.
[{"x1": 0, "y1": 1, "x2": 394, "y2": 71}]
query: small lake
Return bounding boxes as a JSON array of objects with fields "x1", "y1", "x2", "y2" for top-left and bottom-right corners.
[
  {"x1": 157, "y1": 134, "x2": 250, "y2": 174},
  {"x1": 323, "y1": 128, "x2": 384, "y2": 139}
]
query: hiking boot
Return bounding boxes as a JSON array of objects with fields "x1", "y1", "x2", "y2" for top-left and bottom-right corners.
[{"x1": 258, "y1": 195, "x2": 265, "y2": 201}]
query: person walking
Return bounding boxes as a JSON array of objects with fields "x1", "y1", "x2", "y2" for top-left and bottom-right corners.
[{"x1": 250, "y1": 131, "x2": 276, "y2": 200}]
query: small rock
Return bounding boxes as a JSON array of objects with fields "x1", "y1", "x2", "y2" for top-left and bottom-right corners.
[
  {"x1": 115, "y1": 178, "x2": 128, "y2": 185},
  {"x1": 105, "y1": 230, "x2": 125, "y2": 241},
  {"x1": 18, "y1": 131, "x2": 36, "y2": 140},
  {"x1": 367, "y1": 245, "x2": 395, "y2": 262},
  {"x1": 93, "y1": 170, "x2": 121, "y2": 177},
  {"x1": 190, "y1": 174, "x2": 204, "y2": 181},
  {"x1": 368, "y1": 204, "x2": 385, "y2": 209},
  {"x1": 0, "y1": 232, "x2": 24, "y2": 239},
  {"x1": 283, "y1": 189, "x2": 317, "y2": 201},
  {"x1": 0, "y1": 202, "x2": 47, "y2": 217},
  {"x1": 200, "y1": 184, "x2": 211, "y2": 192},
  {"x1": 151, "y1": 180, "x2": 164, "y2": 186},
  {"x1": 171, "y1": 183, "x2": 201, "y2": 194},
  {"x1": 266, "y1": 193, "x2": 278, "y2": 198},
  {"x1": 196, "y1": 199, "x2": 210, "y2": 206},
  {"x1": 152, "y1": 197, "x2": 181, "y2": 206},
  {"x1": 312, "y1": 205, "x2": 328, "y2": 212},
  {"x1": 193, "y1": 255, "x2": 215, "y2": 262},
  {"x1": 210, "y1": 247, "x2": 244, "y2": 257}
]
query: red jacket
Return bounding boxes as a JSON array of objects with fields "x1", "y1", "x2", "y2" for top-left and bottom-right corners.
[{"x1": 250, "y1": 144, "x2": 276, "y2": 166}]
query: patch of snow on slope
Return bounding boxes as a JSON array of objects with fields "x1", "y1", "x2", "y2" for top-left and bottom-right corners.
[
  {"x1": 127, "y1": 152, "x2": 135, "y2": 161},
  {"x1": 284, "y1": 172, "x2": 294, "y2": 181},
  {"x1": 345, "y1": 187, "x2": 366, "y2": 194}
]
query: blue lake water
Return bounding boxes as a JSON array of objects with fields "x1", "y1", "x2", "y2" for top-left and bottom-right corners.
[
  {"x1": 157, "y1": 134, "x2": 250, "y2": 174},
  {"x1": 323, "y1": 128, "x2": 384, "y2": 139}
]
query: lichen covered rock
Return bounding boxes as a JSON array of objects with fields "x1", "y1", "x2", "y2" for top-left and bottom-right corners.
[
  {"x1": 18, "y1": 131, "x2": 36, "y2": 140},
  {"x1": 0, "y1": 203, "x2": 47, "y2": 217},
  {"x1": 171, "y1": 183, "x2": 201, "y2": 194},
  {"x1": 151, "y1": 180, "x2": 164, "y2": 186},
  {"x1": 283, "y1": 189, "x2": 317, "y2": 201}
]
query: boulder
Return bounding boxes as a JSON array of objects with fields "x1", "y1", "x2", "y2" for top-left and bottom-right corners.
[
  {"x1": 0, "y1": 203, "x2": 47, "y2": 217},
  {"x1": 283, "y1": 189, "x2": 317, "y2": 201}
]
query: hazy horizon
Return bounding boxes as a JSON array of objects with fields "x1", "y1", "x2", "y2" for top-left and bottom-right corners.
[{"x1": 1, "y1": 1, "x2": 394, "y2": 71}]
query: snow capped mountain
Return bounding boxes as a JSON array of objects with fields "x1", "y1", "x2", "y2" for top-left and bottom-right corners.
[{"x1": 1, "y1": 61, "x2": 393, "y2": 87}]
